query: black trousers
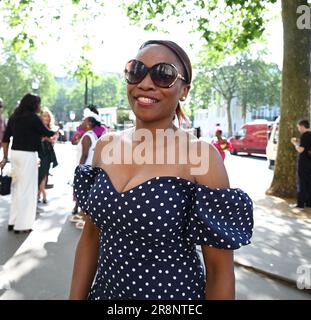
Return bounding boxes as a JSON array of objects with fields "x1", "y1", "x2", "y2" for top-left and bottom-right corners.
[{"x1": 297, "y1": 161, "x2": 311, "y2": 207}]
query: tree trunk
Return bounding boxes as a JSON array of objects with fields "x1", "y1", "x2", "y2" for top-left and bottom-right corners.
[
  {"x1": 267, "y1": 0, "x2": 311, "y2": 198},
  {"x1": 226, "y1": 96, "x2": 233, "y2": 137},
  {"x1": 91, "y1": 78, "x2": 94, "y2": 105},
  {"x1": 242, "y1": 101, "x2": 247, "y2": 123}
]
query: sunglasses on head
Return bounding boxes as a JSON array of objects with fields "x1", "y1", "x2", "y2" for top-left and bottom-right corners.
[{"x1": 124, "y1": 59, "x2": 186, "y2": 88}]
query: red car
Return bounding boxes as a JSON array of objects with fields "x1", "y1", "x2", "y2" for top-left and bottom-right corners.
[{"x1": 228, "y1": 121, "x2": 271, "y2": 156}]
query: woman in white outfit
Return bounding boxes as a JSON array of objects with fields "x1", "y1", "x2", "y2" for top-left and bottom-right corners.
[
  {"x1": 0, "y1": 93, "x2": 57, "y2": 234},
  {"x1": 72, "y1": 116, "x2": 99, "y2": 229},
  {"x1": 77, "y1": 117, "x2": 99, "y2": 166}
]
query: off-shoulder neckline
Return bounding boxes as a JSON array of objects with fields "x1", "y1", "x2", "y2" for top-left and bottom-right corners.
[{"x1": 92, "y1": 166, "x2": 236, "y2": 195}]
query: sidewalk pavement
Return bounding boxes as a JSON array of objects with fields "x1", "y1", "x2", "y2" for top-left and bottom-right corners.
[
  {"x1": 223, "y1": 152, "x2": 311, "y2": 286},
  {"x1": 233, "y1": 194, "x2": 311, "y2": 285},
  {"x1": 0, "y1": 143, "x2": 310, "y2": 299}
]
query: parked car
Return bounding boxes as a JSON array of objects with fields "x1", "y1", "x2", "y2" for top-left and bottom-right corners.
[
  {"x1": 266, "y1": 116, "x2": 280, "y2": 169},
  {"x1": 228, "y1": 120, "x2": 271, "y2": 156}
]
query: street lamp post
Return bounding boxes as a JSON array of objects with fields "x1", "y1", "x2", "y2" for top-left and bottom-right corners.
[
  {"x1": 32, "y1": 78, "x2": 40, "y2": 94},
  {"x1": 69, "y1": 111, "x2": 76, "y2": 122},
  {"x1": 69, "y1": 111, "x2": 76, "y2": 141}
]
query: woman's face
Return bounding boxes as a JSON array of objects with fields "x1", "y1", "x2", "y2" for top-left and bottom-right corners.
[
  {"x1": 41, "y1": 112, "x2": 51, "y2": 126},
  {"x1": 81, "y1": 118, "x2": 91, "y2": 131},
  {"x1": 127, "y1": 44, "x2": 190, "y2": 125}
]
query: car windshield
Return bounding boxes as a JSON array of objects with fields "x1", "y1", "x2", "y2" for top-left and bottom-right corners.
[{"x1": 237, "y1": 128, "x2": 246, "y2": 137}]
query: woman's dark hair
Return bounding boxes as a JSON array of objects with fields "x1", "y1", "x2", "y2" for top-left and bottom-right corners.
[
  {"x1": 87, "y1": 116, "x2": 101, "y2": 128},
  {"x1": 298, "y1": 119, "x2": 310, "y2": 129},
  {"x1": 12, "y1": 93, "x2": 41, "y2": 118},
  {"x1": 87, "y1": 104, "x2": 99, "y2": 115},
  {"x1": 139, "y1": 40, "x2": 192, "y2": 127}
]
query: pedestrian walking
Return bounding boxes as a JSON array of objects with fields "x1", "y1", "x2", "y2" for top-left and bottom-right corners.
[
  {"x1": 290, "y1": 119, "x2": 311, "y2": 209},
  {"x1": 69, "y1": 40, "x2": 253, "y2": 300},
  {"x1": 212, "y1": 129, "x2": 232, "y2": 161},
  {"x1": 0, "y1": 93, "x2": 57, "y2": 233},
  {"x1": 38, "y1": 107, "x2": 58, "y2": 204}
]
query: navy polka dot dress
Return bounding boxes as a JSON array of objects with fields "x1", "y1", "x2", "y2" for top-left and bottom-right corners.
[{"x1": 74, "y1": 165, "x2": 253, "y2": 300}]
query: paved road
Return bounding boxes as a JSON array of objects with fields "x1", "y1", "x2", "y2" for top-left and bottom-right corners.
[
  {"x1": 0, "y1": 144, "x2": 310, "y2": 299},
  {"x1": 224, "y1": 152, "x2": 273, "y2": 198}
]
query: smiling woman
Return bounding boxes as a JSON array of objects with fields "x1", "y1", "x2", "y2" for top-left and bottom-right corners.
[{"x1": 69, "y1": 40, "x2": 254, "y2": 301}]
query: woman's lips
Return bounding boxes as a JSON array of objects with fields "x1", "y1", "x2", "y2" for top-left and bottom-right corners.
[{"x1": 135, "y1": 96, "x2": 159, "y2": 107}]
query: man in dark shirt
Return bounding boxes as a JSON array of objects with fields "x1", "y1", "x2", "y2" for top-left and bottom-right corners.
[{"x1": 291, "y1": 119, "x2": 311, "y2": 208}]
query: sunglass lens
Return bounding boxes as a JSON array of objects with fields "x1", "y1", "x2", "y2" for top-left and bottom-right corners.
[
  {"x1": 151, "y1": 64, "x2": 177, "y2": 88},
  {"x1": 125, "y1": 60, "x2": 146, "y2": 84}
]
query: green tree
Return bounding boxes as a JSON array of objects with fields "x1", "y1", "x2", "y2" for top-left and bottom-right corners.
[
  {"x1": 126, "y1": 0, "x2": 278, "y2": 54},
  {"x1": 207, "y1": 64, "x2": 240, "y2": 137},
  {"x1": 0, "y1": 49, "x2": 57, "y2": 115},
  {"x1": 190, "y1": 57, "x2": 281, "y2": 134},
  {"x1": 51, "y1": 86, "x2": 70, "y2": 122},
  {"x1": 93, "y1": 74, "x2": 125, "y2": 108},
  {"x1": 189, "y1": 72, "x2": 212, "y2": 120},
  {"x1": 237, "y1": 58, "x2": 281, "y2": 122},
  {"x1": 64, "y1": 81, "x2": 85, "y2": 120},
  {"x1": 51, "y1": 72, "x2": 127, "y2": 122},
  {"x1": 117, "y1": 109, "x2": 130, "y2": 123},
  {"x1": 25, "y1": 58, "x2": 58, "y2": 107},
  {"x1": 0, "y1": 53, "x2": 30, "y2": 115},
  {"x1": 73, "y1": 52, "x2": 97, "y2": 107}
]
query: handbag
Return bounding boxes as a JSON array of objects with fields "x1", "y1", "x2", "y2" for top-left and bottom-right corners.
[{"x1": 0, "y1": 169, "x2": 12, "y2": 196}]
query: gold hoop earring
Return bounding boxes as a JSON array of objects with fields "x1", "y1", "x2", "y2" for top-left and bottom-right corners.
[{"x1": 180, "y1": 97, "x2": 186, "y2": 101}]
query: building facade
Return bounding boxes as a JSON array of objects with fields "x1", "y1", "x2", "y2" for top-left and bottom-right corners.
[{"x1": 193, "y1": 98, "x2": 280, "y2": 138}]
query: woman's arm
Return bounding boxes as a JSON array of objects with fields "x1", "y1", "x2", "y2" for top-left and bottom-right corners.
[
  {"x1": 0, "y1": 142, "x2": 9, "y2": 169},
  {"x1": 69, "y1": 216, "x2": 100, "y2": 300},
  {"x1": 202, "y1": 246, "x2": 235, "y2": 299},
  {"x1": 0, "y1": 118, "x2": 12, "y2": 169},
  {"x1": 71, "y1": 132, "x2": 81, "y2": 145},
  {"x1": 194, "y1": 141, "x2": 234, "y2": 299},
  {"x1": 79, "y1": 135, "x2": 91, "y2": 165}
]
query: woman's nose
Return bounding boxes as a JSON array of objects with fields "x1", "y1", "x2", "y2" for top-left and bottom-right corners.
[{"x1": 137, "y1": 72, "x2": 156, "y2": 90}]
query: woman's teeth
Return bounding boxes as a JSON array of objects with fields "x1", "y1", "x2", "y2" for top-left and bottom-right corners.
[{"x1": 137, "y1": 97, "x2": 158, "y2": 103}]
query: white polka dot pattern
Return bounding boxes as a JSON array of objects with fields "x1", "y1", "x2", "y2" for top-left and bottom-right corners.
[{"x1": 73, "y1": 165, "x2": 253, "y2": 300}]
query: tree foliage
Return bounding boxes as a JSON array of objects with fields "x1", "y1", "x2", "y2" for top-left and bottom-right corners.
[
  {"x1": 189, "y1": 72, "x2": 212, "y2": 117},
  {"x1": 190, "y1": 56, "x2": 281, "y2": 135},
  {"x1": 50, "y1": 73, "x2": 127, "y2": 122},
  {"x1": 126, "y1": 0, "x2": 277, "y2": 55},
  {"x1": 0, "y1": 47, "x2": 57, "y2": 116},
  {"x1": 236, "y1": 57, "x2": 281, "y2": 120}
]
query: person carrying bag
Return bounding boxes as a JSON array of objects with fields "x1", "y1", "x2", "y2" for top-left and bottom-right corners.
[{"x1": 0, "y1": 168, "x2": 12, "y2": 196}]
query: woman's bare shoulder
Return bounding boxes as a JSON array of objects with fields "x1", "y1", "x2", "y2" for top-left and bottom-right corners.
[
  {"x1": 187, "y1": 138, "x2": 230, "y2": 189},
  {"x1": 92, "y1": 129, "x2": 133, "y2": 167}
]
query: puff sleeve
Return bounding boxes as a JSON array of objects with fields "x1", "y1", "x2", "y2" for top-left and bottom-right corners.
[
  {"x1": 185, "y1": 186, "x2": 253, "y2": 249},
  {"x1": 73, "y1": 165, "x2": 99, "y2": 215}
]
